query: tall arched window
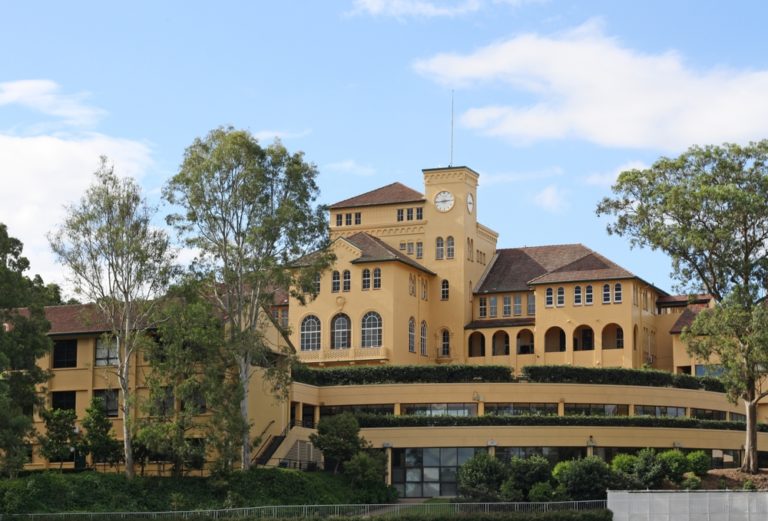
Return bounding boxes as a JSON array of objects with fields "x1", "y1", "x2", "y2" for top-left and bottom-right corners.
[
  {"x1": 342, "y1": 270, "x2": 351, "y2": 292},
  {"x1": 441, "y1": 279, "x2": 449, "y2": 300},
  {"x1": 545, "y1": 288, "x2": 554, "y2": 307},
  {"x1": 446, "y1": 236, "x2": 455, "y2": 259},
  {"x1": 314, "y1": 272, "x2": 321, "y2": 293},
  {"x1": 436, "y1": 237, "x2": 444, "y2": 260},
  {"x1": 602, "y1": 284, "x2": 611, "y2": 304},
  {"x1": 574, "y1": 286, "x2": 582, "y2": 305},
  {"x1": 300, "y1": 316, "x2": 321, "y2": 351},
  {"x1": 331, "y1": 314, "x2": 351, "y2": 349},
  {"x1": 420, "y1": 321, "x2": 428, "y2": 356},
  {"x1": 362, "y1": 268, "x2": 371, "y2": 290},
  {"x1": 556, "y1": 287, "x2": 565, "y2": 306},
  {"x1": 614, "y1": 283, "x2": 623, "y2": 303},
  {"x1": 585, "y1": 285, "x2": 593, "y2": 304},
  {"x1": 408, "y1": 317, "x2": 416, "y2": 353},
  {"x1": 373, "y1": 268, "x2": 382, "y2": 289},
  {"x1": 331, "y1": 271, "x2": 340, "y2": 293},
  {"x1": 441, "y1": 329, "x2": 450, "y2": 357},
  {"x1": 361, "y1": 312, "x2": 382, "y2": 348}
]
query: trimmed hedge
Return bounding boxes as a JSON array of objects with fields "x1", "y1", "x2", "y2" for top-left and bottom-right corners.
[
  {"x1": 292, "y1": 364, "x2": 725, "y2": 393},
  {"x1": 292, "y1": 364, "x2": 515, "y2": 386},
  {"x1": 354, "y1": 413, "x2": 764, "y2": 431},
  {"x1": 522, "y1": 365, "x2": 725, "y2": 393}
]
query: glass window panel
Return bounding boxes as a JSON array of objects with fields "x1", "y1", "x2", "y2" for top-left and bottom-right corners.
[
  {"x1": 440, "y1": 448, "x2": 458, "y2": 466},
  {"x1": 441, "y1": 483, "x2": 457, "y2": 497},
  {"x1": 458, "y1": 448, "x2": 476, "y2": 465},
  {"x1": 405, "y1": 483, "x2": 422, "y2": 498},
  {"x1": 405, "y1": 448, "x2": 422, "y2": 467},
  {"x1": 405, "y1": 468, "x2": 422, "y2": 482},
  {"x1": 423, "y1": 448, "x2": 440, "y2": 467},
  {"x1": 440, "y1": 467, "x2": 457, "y2": 482},
  {"x1": 423, "y1": 467, "x2": 440, "y2": 482},
  {"x1": 423, "y1": 482, "x2": 440, "y2": 497}
]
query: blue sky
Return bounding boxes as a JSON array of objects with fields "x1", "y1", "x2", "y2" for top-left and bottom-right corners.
[{"x1": 3, "y1": 0, "x2": 768, "y2": 295}]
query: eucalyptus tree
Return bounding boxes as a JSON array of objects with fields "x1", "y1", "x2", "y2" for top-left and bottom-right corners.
[
  {"x1": 49, "y1": 158, "x2": 175, "y2": 478},
  {"x1": 164, "y1": 128, "x2": 332, "y2": 469},
  {"x1": 597, "y1": 140, "x2": 768, "y2": 472}
]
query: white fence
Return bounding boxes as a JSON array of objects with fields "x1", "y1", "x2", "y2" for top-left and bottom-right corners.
[
  {"x1": 0, "y1": 500, "x2": 607, "y2": 520},
  {"x1": 608, "y1": 490, "x2": 768, "y2": 521}
]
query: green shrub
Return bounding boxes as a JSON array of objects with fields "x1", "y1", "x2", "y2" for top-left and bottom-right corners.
[
  {"x1": 743, "y1": 479, "x2": 757, "y2": 491},
  {"x1": 657, "y1": 450, "x2": 689, "y2": 484},
  {"x1": 634, "y1": 449, "x2": 665, "y2": 489},
  {"x1": 681, "y1": 475, "x2": 701, "y2": 490},
  {"x1": 527, "y1": 481, "x2": 568, "y2": 502},
  {"x1": 522, "y1": 365, "x2": 725, "y2": 393},
  {"x1": 499, "y1": 479, "x2": 525, "y2": 502},
  {"x1": 610, "y1": 453, "x2": 639, "y2": 475},
  {"x1": 552, "y1": 457, "x2": 613, "y2": 500},
  {"x1": 686, "y1": 450, "x2": 711, "y2": 477},
  {"x1": 457, "y1": 452, "x2": 509, "y2": 501},
  {"x1": 507, "y1": 455, "x2": 551, "y2": 496},
  {"x1": 293, "y1": 364, "x2": 514, "y2": 386}
]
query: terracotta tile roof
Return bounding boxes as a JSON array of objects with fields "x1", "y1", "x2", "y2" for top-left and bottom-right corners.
[
  {"x1": 21, "y1": 304, "x2": 112, "y2": 336},
  {"x1": 465, "y1": 318, "x2": 535, "y2": 330},
  {"x1": 657, "y1": 294, "x2": 713, "y2": 307},
  {"x1": 476, "y1": 249, "x2": 549, "y2": 293},
  {"x1": 329, "y1": 182, "x2": 424, "y2": 209},
  {"x1": 272, "y1": 287, "x2": 289, "y2": 306},
  {"x1": 344, "y1": 232, "x2": 435, "y2": 275},
  {"x1": 670, "y1": 307, "x2": 701, "y2": 334}
]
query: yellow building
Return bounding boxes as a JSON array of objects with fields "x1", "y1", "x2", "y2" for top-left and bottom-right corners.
[{"x1": 27, "y1": 165, "x2": 768, "y2": 497}]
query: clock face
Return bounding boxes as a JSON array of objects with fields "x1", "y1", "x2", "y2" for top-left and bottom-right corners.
[
  {"x1": 434, "y1": 191, "x2": 455, "y2": 212},
  {"x1": 467, "y1": 193, "x2": 474, "y2": 214}
]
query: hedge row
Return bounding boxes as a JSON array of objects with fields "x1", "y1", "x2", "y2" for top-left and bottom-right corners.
[
  {"x1": 522, "y1": 365, "x2": 725, "y2": 393},
  {"x1": 355, "y1": 413, "x2": 762, "y2": 431},
  {"x1": 292, "y1": 364, "x2": 515, "y2": 386},
  {"x1": 113, "y1": 512, "x2": 613, "y2": 521},
  {"x1": 293, "y1": 363, "x2": 725, "y2": 393}
]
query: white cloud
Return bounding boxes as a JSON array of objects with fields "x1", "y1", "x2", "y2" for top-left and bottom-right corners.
[
  {"x1": 0, "y1": 80, "x2": 105, "y2": 128},
  {"x1": 481, "y1": 166, "x2": 563, "y2": 186},
  {"x1": 252, "y1": 128, "x2": 312, "y2": 142},
  {"x1": 585, "y1": 160, "x2": 647, "y2": 187},
  {"x1": 351, "y1": 0, "x2": 482, "y2": 18},
  {"x1": 324, "y1": 159, "x2": 376, "y2": 177},
  {"x1": 414, "y1": 20, "x2": 768, "y2": 150},
  {"x1": 533, "y1": 184, "x2": 567, "y2": 213},
  {"x1": 0, "y1": 80, "x2": 153, "y2": 291}
]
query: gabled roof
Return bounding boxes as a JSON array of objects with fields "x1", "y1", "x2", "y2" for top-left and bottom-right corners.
[
  {"x1": 329, "y1": 182, "x2": 424, "y2": 209},
  {"x1": 476, "y1": 243, "x2": 664, "y2": 295},
  {"x1": 343, "y1": 232, "x2": 435, "y2": 275},
  {"x1": 670, "y1": 308, "x2": 700, "y2": 334},
  {"x1": 20, "y1": 304, "x2": 112, "y2": 336}
]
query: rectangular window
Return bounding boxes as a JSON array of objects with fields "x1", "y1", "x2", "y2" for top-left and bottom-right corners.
[
  {"x1": 564, "y1": 403, "x2": 629, "y2": 416},
  {"x1": 513, "y1": 295, "x2": 522, "y2": 316},
  {"x1": 489, "y1": 297, "x2": 497, "y2": 318},
  {"x1": 93, "y1": 389, "x2": 119, "y2": 418},
  {"x1": 416, "y1": 242, "x2": 423, "y2": 259},
  {"x1": 51, "y1": 391, "x2": 76, "y2": 411},
  {"x1": 406, "y1": 208, "x2": 414, "y2": 221},
  {"x1": 354, "y1": 212, "x2": 361, "y2": 225},
  {"x1": 280, "y1": 308, "x2": 288, "y2": 328},
  {"x1": 416, "y1": 207, "x2": 423, "y2": 220},
  {"x1": 635, "y1": 405, "x2": 685, "y2": 418},
  {"x1": 52, "y1": 339, "x2": 77, "y2": 368},
  {"x1": 407, "y1": 242, "x2": 414, "y2": 255},
  {"x1": 95, "y1": 337, "x2": 119, "y2": 366},
  {"x1": 336, "y1": 214, "x2": 343, "y2": 226},
  {"x1": 345, "y1": 213, "x2": 352, "y2": 226},
  {"x1": 399, "y1": 242, "x2": 406, "y2": 251},
  {"x1": 154, "y1": 387, "x2": 175, "y2": 417},
  {"x1": 479, "y1": 297, "x2": 487, "y2": 318},
  {"x1": 397, "y1": 209, "x2": 404, "y2": 222},
  {"x1": 690, "y1": 408, "x2": 727, "y2": 421},
  {"x1": 502, "y1": 296, "x2": 511, "y2": 317},
  {"x1": 527, "y1": 294, "x2": 535, "y2": 315}
]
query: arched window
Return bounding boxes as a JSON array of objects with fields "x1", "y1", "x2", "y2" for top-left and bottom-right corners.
[
  {"x1": 408, "y1": 317, "x2": 415, "y2": 353},
  {"x1": 614, "y1": 283, "x2": 623, "y2": 303},
  {"x1": 585, "y1": 285, "x2": 593, "y2": 305},
  {"x1": 545, "y1": 288, "x2": 553, "y2": 307},
  {"x1": 331, "y1": 271, "x2": 340, "y2": 293},
  {"x1": 300, "y1": 316, "x2": 321, "y2": 351},
  {"x1": 574, "y1": 286, "x2": 582, "y2": 305},
  {"x1": 436, "y1": 237, "x2": 444, "y2": 260},
  {"x1": 373, "y1": 268, "x2": 382, "y2": 289},
  {"x1": 314, "y1": 272, "x2": 321, "y2": 293},
  {"x1": 342, "y1": 270, "x2": 351, "y2": 292},
  {"x1": 361, "y1": 312, "x2": 382, "y2": 348},
  {"x1": 467, "y1": 238, "x2": 472, "y2": 260},
  {"x1": 446, "y1": 236, "x2": 455, "y2": 259},
  {"x1": 441, "y1": 329, "x2": 450, "y2": 357},
  {"x1": 441, "y1": 279, "x2": 449, "y2": 300},
  {"x1": 602, "y1": 284, "x2": 611, "y2": 304},
  {"x1": 420, "y1": 321, "x2": 428, "y2": 355},
  {"x1": 331, "y1": 314, "x2": 351, "y2": 349},
  {"x1": 362, "y1": 268, "x2": 371, "y2": 290},
  {"x1": 556, "y1": 287, "x2": 565, "y2": 306}
]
